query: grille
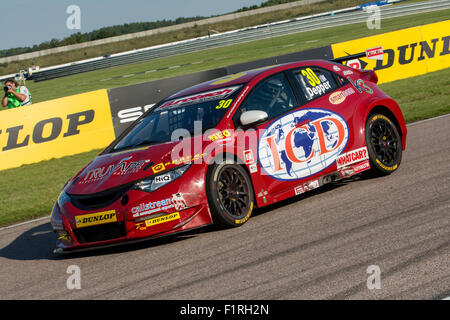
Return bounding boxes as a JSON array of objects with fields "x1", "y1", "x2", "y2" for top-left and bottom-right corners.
[
  {"x1": 69, "y1": 185, "x2": 130, "y2": 210},
  {"x1": 73, "y1": 222, "x2": 126, "y2": 244}
]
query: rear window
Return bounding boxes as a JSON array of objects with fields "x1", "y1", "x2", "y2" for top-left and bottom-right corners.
[{"x1": 293, "y1": 67, "x2": 338, "y2": 101}]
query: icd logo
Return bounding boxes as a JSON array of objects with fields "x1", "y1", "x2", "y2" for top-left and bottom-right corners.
[{"x1": 258, "y1": 109, "x2": 349, "y2": 180}]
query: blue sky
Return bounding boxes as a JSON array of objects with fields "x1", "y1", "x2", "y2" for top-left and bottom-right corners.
[{"x1": 2, "y1": 0, "x2": 266, "y2": 50}]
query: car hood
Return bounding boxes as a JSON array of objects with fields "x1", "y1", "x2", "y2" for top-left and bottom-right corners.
[{"x1": 66, "y1": 139, "x2": 202, "y2": 195}]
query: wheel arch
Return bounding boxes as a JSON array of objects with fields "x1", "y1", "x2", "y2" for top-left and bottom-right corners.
[
  {"x1": 366, "y1": 100, "x2": 407, "y2": 150},
  {"x1": 206, "y1": 152, "x2": 258, "y2": 208}
]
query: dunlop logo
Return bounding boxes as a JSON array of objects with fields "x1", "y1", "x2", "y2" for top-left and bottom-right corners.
[
  {"x1": 373, "y1": 36, "x2": 450, "y2": 71},
  {"x1": 0, "y1": 110, "x2": 94, "y2": 152},
  {"x1": 75, "y1": 210, "x2": 117, "y2": 228}
]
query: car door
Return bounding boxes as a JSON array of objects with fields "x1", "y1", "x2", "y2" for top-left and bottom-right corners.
[
  {"x1": 232, "y1": 71, "x2": 302, "y2": 202},
  {"x1": 234, "y1": 66, "x2": 361, "y2": 205}
]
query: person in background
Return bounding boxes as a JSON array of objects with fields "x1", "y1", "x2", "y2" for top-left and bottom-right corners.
[{"x1": 1, "y1": 78, "x2": 32, "y2": 109}]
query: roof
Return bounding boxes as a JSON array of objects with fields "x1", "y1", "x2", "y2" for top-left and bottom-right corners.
[{"x1": 165, "y1": 59, "x2": 334, "y2": 100}]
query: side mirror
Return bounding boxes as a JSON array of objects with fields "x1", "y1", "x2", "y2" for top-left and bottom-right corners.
[{"x1": 240, "y1": 110, "x2": 268, "y2": 127}]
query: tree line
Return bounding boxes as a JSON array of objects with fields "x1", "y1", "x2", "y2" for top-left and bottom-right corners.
[
  {"x1": 236, "y1": 0, "x2": 303, "y2": 12},
  {"x1": 0, "y1": 0, "x2": 300, "y2": 58}
]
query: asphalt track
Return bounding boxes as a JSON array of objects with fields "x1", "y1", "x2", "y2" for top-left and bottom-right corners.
[{"x1": 0, "y1": 114, "x2": 449, "y2": 300}]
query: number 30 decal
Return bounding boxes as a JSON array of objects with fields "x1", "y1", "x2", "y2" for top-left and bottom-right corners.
[
  {"x1": 216, "y1": 99, "x2": 233, "y2": 109},
  {"x1": 301, "y1": 68, "x2": 321, "y2": 87}
]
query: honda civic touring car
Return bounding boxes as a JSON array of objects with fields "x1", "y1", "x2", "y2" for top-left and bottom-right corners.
[{"x1": 51, "y1": 53, "x2": 407, "y2": 253}]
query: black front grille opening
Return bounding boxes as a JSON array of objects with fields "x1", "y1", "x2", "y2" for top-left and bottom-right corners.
[
  {"x1": 73, "y1": 222, "x2": 126, "y2": 244},
  {"x1": 69, "y1": 185, "x2": 131, "y2": 210}
]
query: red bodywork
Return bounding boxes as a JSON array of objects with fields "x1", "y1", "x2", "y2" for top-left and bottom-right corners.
[{"x1": 51, "y1": 60, "x2": 407, "y2": 253}]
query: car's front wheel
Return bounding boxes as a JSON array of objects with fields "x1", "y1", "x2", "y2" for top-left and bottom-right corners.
[
  {"x1": 365, "y1": 113, "x2": 403, "y2": 176},
  {"x1": 206, "y1": 161, "x2": 254, "y2": 227}
]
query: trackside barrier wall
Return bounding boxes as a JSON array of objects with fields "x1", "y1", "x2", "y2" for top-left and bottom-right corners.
[
  {"x1": 331, "y1": 20, "x2": 450, "y2": 84},
  {"x1": 0, "y1": 90, "x2": 115, "y2": 171}
]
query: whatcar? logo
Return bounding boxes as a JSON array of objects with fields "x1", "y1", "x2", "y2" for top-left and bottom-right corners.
[
  {"x1": 258, "y1": 109, "x2": 349, "y2": 181},
  {"x1": 0, "y1": 110, "x2": 94, "y2": 152}
]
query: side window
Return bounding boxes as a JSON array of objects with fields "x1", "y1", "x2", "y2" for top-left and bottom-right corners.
[
  {"x1": 294, "y1": 67, "x2": 337, "y2": 102},
  {"x1": 236, "y1": 73, "x2": 297, "y2": 123}
]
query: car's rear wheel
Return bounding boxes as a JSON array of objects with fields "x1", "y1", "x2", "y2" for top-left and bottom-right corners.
[
  {"x1": 206, "y1": 161, "x2": 254, "y2": 227},
  {"x1": 365, "y1": 113, "x2": 402, "y2": 176}
]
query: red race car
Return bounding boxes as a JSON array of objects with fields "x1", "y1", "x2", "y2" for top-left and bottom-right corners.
[{"x1": 51, "y1": 52, "x2": 407, "y2": 253}]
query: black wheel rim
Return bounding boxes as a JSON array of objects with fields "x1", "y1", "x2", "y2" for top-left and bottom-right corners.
[
  {"x1": 217, "y1": 166, "x2": 251, "y2": 218},
  {"x1": 370, "y1": 118, "x2": 400, "y2": 166}
]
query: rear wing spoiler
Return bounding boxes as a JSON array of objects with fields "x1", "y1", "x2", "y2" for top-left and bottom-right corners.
[{"x1": 331, "y1": 46, "x2": 384, "y2": 64}]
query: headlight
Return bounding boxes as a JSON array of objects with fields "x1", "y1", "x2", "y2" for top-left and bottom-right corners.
[
  {"x1": 132, "y1": 164, "x2": 191, "y2": 193},
  {"x1": 50, "y1": 204, "x2": 64, "y2": 231},
  {"x1": 57, "y1": 182, "x2": 71, "y2": 209}
]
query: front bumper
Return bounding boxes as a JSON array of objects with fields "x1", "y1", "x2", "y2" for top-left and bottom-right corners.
[
  {"x1": 52, "y1": 203, "x2": 210, "y2": 253},
  {"x1": 51, "y1": 165, "x2": 213, "y2": 253}
]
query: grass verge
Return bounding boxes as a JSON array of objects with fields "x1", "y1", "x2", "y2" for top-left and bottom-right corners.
[{"x1": 0, "y1": 67, "x2": 449, "y2": 227}]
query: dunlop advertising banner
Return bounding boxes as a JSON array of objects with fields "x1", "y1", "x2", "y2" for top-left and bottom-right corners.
[
  {"x1": 331, "y1": 20, "x2": 450, "y2": 84},
  {"x1": 0, "y1": 90, "x2": 115, "y2": 171}
]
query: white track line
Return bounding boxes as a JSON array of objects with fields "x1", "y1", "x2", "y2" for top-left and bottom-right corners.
[
  {"x1": 0, "y1": 216, "x2": 49, "y2": 232},
  {"x1": 406, "y1": 113, "x2": 450, "y2": 127},
  {"x1": 1, "y1": 113, "x2": 449, "y2": 232}
]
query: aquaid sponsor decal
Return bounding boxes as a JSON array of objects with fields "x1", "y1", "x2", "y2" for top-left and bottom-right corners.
[
  {"x1": 258, "y1": 109, "x2": 349, "y2": 181},
  {"x1": 75, "y1": 210, "x2": 117, "y2": 228},
  {"x1": 336, "y1": 146, "x2": 369, "y2": 169},
  {"x1": 331, "y1": 21, "x2": 450, "y2": 84},
  {"x1": 0, "y1": 90, "x2": 115, "y2": 171}
]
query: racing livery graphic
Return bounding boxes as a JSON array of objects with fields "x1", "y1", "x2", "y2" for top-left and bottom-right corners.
[
  {"x1": 51, "y1": 53, "x2": 407, "y2": 253},
  {"x1": 259, "y1": 109, "x2": 349, "y2": 180}
]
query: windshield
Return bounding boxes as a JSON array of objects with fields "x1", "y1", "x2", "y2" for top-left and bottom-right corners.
[{"x1": 111, "y1": 85, "x2": 243, "y2": 152}]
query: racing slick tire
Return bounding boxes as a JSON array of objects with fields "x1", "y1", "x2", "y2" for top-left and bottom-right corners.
[
  {"x1": 365, "y1": 113, "x2": 403, "y2": 176},
  {"x1": 206, "y1": 160, "x2": 255, "y2": 227}
]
